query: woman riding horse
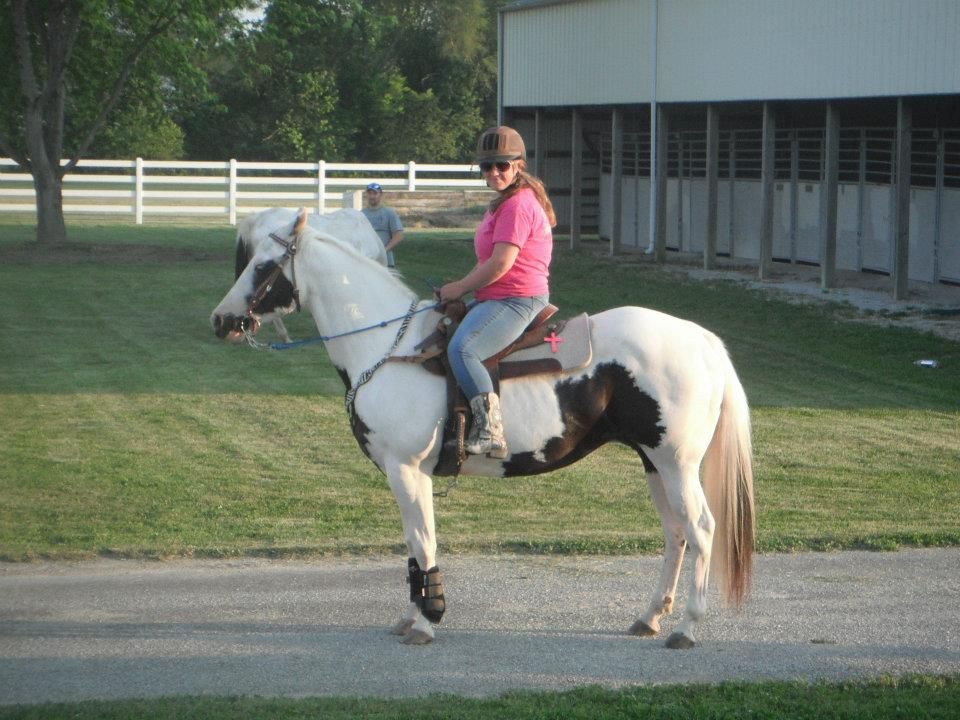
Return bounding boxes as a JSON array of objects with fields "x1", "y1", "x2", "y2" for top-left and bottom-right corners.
[
  {"x1": 211, "y1": 170, "x2": 755, "y2": 649},
  {"x1": 439, "y1": 126, "x2": 556, "y2": 458}
]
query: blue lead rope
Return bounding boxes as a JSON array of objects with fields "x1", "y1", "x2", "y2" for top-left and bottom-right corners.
[
  {"x1": 268, "y1": 301, "x2": 440, "y2": 351},
  {"x1": 269, "y1": 335, "x2": 326, "y2": 351}
]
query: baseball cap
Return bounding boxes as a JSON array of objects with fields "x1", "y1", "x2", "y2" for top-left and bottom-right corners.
[{"x1": 366, "y1": 182, "x2": 383, "y2": 192}]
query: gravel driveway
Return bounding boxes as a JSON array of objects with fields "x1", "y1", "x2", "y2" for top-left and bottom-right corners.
[{"x1": 2, "y1": 548, "x2": 959, "y2": 705}]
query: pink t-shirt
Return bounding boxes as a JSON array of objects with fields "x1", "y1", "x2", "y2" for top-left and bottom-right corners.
[{"x1": 473, "y1": 188, "x2": 552, "y2": 301}]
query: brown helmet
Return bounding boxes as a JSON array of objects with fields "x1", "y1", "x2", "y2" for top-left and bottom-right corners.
[{"x1": 475, "y1": 126, "x2": 526, "y2": 164}]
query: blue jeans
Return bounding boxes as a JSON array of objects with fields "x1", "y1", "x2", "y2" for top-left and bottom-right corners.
[{"x1": 447, "y1": 294, "x2": 549, "y2": 399}]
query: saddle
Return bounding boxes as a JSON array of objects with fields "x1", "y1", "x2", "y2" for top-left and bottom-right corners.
[{"x1": 390, "y1": 301, "x2": 593, "y2": 476}]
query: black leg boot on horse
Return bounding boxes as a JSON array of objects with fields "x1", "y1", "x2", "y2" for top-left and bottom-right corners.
[{"x1": 464, "y1": 392, "x2": 507, "y2": 459}]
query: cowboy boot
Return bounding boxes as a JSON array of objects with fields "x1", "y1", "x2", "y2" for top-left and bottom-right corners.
[{"x1": 464, "y1": 392, "x2": 508, "y2": 459}]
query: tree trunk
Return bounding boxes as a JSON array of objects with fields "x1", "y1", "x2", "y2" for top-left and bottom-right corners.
[{"x1": 34, "y1": 167, "x2": 67, "y2": 245}]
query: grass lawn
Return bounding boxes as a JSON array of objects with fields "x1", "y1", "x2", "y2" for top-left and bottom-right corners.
[
  {"x1": 2, "y1": 676, "x2": 959, "y2": 719},
  {"x1": 0, "y1": 219, "x2": 958, "y2": 560}
]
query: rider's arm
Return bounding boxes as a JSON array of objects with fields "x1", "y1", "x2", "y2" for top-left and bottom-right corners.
[{"x1": 439, "y1": 242, "x2": 520, "y2": 301}]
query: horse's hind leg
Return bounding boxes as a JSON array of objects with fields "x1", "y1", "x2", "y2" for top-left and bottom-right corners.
[
  {"x1": 655, "y1": 459, "x2": 716, "y2": 649},
  {"x1": 629, "y1": 471, "x2": 686, "y2": 638}
]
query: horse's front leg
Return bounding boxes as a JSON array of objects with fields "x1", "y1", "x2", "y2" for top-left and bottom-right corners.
[{"x1": 385, "y1": 462, "x2": 443, "y2": 645}]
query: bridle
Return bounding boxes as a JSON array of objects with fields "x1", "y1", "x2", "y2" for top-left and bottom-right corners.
[
  {"x1": 239, "y1": 226, "x2": 431, "y2": 386},
  {"x1": 241, "y1": 230, "x2": 302, "y2": 334},
  {"x1": 237, "y1": 226, "x2": 435, "y2": 427}
]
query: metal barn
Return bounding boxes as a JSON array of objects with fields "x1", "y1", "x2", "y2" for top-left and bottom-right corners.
[{"x1": 498, "y1": 0, "x2": 960, "y2": 295}]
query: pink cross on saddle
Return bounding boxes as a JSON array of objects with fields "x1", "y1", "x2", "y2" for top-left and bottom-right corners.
[{"x1": 543, "y1": 331, "x2": 563, "y2": 353}]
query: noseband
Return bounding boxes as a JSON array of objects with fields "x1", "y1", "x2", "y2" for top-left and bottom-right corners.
[{"x1": 243, "y1": 231, "x2": 302, "y2": 329}]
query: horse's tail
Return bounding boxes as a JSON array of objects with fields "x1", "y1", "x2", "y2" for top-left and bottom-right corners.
[{"x1": 702, "y1": 342, "x2": 755, "y2": 609}]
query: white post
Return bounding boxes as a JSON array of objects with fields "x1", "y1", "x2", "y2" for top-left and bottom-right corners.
[
  {"x1": 343, "y1": 189, "x2": 363, "y2": 210},
  {"x1": 228, "y1": 158, "x2": 238, "y2": 225},
  {"x1": 408, "y1": 161, "x2": 416, "y2": 191},
  {"x1": 318, "y1": 160, "x2": 327, "y2": 215},
  {"x1": 135, "y1": 157, "x2": 144, "y2": 224}
]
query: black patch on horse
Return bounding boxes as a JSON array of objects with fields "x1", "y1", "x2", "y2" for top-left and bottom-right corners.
[
  {"x1": 247, "y1": 260, "x2": 297, "y2": 315},
  {"x1": 349, "y1": 412, "x2": 376, "y2": 463},
  {"x1": 503, "y1": 361, "x2": 665, "y2": 477},
  {"x1": 337, "y1": 366, "x2": 377, "y2": 463}
]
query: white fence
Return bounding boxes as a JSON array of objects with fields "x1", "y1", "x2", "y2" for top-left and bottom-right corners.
[{"x1": 0, "y1": 158, "x2": 486, "y2": 225}]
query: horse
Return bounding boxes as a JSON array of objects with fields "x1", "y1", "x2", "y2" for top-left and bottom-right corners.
[
  {"x1": 211, "y1": 210, "x2": 755, "y2": 649},
  {"x1": 233, "y1": 208, "x2": 388, "y2": 341}
]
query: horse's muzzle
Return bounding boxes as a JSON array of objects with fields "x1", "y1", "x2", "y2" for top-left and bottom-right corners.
[{"x1": 212, "y1": 312, "x2": 257, "y2": 342}]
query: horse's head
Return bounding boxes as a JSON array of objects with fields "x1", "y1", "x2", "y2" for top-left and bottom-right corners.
[{"x1": 211, "y1": 210, "x2": 308, "y2": 342}]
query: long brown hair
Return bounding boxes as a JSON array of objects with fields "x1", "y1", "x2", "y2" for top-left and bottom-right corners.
[{"x1": 489, "y1": 160, "x2": 557, "y2": 228}]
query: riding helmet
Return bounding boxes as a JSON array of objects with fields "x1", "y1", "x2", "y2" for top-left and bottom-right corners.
[{"x1": 475, "y1": 126, "x2": 526, "y2": 164}]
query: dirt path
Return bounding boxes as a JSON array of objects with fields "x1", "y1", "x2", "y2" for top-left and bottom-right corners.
[{"x1": 2, "y1": 549, "x2": 959, "y2": 704}]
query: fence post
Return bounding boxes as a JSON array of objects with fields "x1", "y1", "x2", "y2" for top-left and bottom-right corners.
[
  {"x1": 135, "y1": 157, "x2": 144, "y2": 224},
  {"x1": 408, "y1": 161, "x2": 416, "y2": 191},
  {"x1": 317, "y1": 160, "x2": 326, "y2": 215},
  {"x1": 229, "y1": 159, "x2": 237, "y2": 225},
  {"x1": 343, "y1": 189, "x2": 363, "y2": 210}
]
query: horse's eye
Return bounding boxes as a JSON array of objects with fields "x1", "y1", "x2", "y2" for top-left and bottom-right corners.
[{"x1": 254, "y1": 263, "x2": 267, "y2": 274}]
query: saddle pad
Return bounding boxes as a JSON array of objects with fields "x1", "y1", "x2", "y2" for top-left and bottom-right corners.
[{"x1": 499, "y1": 312, "x2": 592, "y2": 378}]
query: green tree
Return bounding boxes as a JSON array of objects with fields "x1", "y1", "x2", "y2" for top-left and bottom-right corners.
[
  {"x1": 185, "y1": 0, "x2": 504, "y2": 163},
  {"x1": 371, "y1": 0, "x2": 501, "y2": 157},
  {"x1": 90, "y1": 88, "x2": 187, "y2": 161},
  {"x1": 0, "y1": 0, "x2": 248, "y2": 243}
]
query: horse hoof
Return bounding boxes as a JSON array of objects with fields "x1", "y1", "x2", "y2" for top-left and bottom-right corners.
[
  {"x1": 665, "y1": 632, "x2": 696, "y2": 650},
  {"x1": 628, "y1": 620, "x2": 658, "y2": 637},
  {"x1": 390, "y1": 618, "x2": 415, "y2": 636},
  {"x1": 401, "y1": 628, "x2": 434, "y2": 645}
]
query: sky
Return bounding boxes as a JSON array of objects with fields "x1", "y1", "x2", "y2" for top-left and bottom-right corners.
[{"x1": 238, "y1": 2, "x2": 266, "y2": 26}]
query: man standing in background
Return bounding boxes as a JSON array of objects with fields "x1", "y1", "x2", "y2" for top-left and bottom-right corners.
[{"x1": 362, "y1": 182, "x2": 404, "y2": 268}]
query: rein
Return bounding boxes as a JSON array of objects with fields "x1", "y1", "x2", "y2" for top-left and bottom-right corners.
[
  {"x1": 243, "y1": 301, "x2": 438, "y2": 351},
  {"x1": 266, "y1": 302, "x2": 440, "y2": 351},
  {"x1": 241, "y1": 228, "x2": 439, "y2": 352}
]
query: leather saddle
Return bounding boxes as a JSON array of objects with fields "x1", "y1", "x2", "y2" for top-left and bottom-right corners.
[{"x1": 389, "y1": 301, "x2": 593, "y2": 476}]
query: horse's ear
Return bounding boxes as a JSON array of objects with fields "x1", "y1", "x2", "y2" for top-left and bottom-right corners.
[{"x1": 293, "y1": 208, "x2": 308, "y2": 235}]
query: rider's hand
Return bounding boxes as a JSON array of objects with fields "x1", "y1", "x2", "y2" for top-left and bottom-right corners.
[{"x1": 439, "y1": 281, "x2": 465, "y2": 302}]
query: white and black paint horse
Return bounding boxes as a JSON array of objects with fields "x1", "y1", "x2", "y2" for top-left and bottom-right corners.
[
  {"x1": 211, "y1": 211, "x2": 755, "y2": 649},
  {"x1": 233, "y1": 208, "x2": 388, "y2": 341}
]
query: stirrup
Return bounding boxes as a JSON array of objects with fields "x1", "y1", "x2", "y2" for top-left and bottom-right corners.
[{"x1": 464, "y1": 436, "x2": 508, "y2": 458}]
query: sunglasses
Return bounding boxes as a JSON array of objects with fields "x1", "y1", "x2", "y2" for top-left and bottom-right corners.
[{"x1": 479, "y1": 160, "x2": 513, "y2": 173}]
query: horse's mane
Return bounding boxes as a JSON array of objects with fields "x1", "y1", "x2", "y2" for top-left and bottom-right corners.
[
  {"x1": 236, "y1": 213, "x2": 257, "y2": 246},
  {"x1": 296, "y1": 225, "x2": 419, "y2": 303}
]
